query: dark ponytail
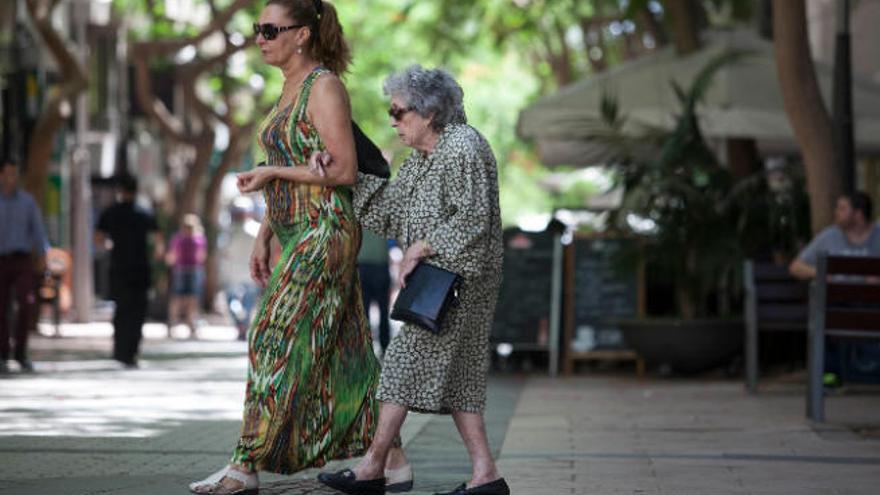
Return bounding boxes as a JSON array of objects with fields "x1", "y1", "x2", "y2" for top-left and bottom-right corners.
[
  {"x1": 267, "y1": 0, "x2": 351, "y2": 74},
  {"x1": 312, "y1": 2, "x2": 351, "y2": 75}
]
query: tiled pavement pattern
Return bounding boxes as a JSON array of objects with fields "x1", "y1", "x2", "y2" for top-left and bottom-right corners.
[
  {"x1": 2, "y1": 324, "x2": 880, "y2": 494},
  {"x1": 0, "y1": 325, "x2": 520, "y2": 495},
  {"x1": 498, "y1": 377, "x2": 880, "y2": 495}
]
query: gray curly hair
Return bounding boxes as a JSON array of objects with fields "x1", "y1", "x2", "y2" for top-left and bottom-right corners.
[{"x1": 383, "y1": 65, "x2": 467, "y2": 132}]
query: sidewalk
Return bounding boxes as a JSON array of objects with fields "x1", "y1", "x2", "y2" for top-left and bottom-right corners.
[
  {"x1": 2, "y1": 322, "x2": 880, "y2": 494},
  {"x1": 0, "y1": 323, "x2": 519, "y2": 495},
  {"x1": 500, "y1": 376, "x2": 880, "y2": 494}
]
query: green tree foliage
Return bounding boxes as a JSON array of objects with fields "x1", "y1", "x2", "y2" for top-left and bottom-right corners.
[
  {"x1": 322, "y1": 0, "x2": 548, "y2": 226},
  {"x1": 114, "y1": 0, "x2": 755, "y2": 230}
]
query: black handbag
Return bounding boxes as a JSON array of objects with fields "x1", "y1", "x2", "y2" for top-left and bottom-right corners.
[
  {"x1": 391, "y1": 262, "x2": 462, "y2": 334},
  {"x1": 256, "y1": 121, "x2": 389, "y2": 177},
  {"x1": 352, "y1": 121, "x2": 389, "y2": 178}
]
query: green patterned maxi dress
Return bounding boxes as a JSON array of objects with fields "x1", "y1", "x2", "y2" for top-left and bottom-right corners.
[{"x1": 230, "y1": 67, "x2": 380, "y2": 474}]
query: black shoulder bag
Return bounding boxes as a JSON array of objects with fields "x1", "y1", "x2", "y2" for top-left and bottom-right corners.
[
  {"x1": 352, "y1": 121, "x2": 389, "y2": 178},
  {"x1": 390, "y1": 262, "x2": 462, "y2": 334},
  {"x1": 256, "y1": 121, "x2": 389, "y2": 178}
]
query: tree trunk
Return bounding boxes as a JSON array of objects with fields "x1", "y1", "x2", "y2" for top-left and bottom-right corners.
[
  {"x1": 130, "y1": 35, "x2": 250, "y2": 227},
  {"x1": 622, "y1": 32, "x2": 640, "y2": 61},
  {"x1": 175, "y1": 131, "x2": 214, "y2": 223},
  {"x1": 664, "y1": 0, "x2": 702, "y2": 55},
  {"x1": 637, "y1": 6, "x2": 668, "y2": 48},
  {"x1": 579, "y1": 19, "x2": 608, "y2": 73},
  {"x1": 23, "y1": 0, "x2": 88, "y2": 207},
  {"x1": 773, "y1": 1, "x2": 840, "y2": 232},
  {"x1": 540, "y1": 20, "x2": 573, "y2": 87},
  {"x1": 200, "y1": 122, "x2": 254, "y2": 310},
  {"x1": 127, "y1": 0, "x2": 258, "y2": 318}
]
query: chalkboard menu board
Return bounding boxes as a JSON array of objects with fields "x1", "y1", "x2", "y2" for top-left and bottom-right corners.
[
  {"x1": 491, "y1": 230, "x2": 556, "y2": 347},
  {"x1": 567, "y1": 237, "x2": 641, "y2": 351}
]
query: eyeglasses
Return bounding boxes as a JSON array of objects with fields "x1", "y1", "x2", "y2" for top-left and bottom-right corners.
[
  {"x1": 253, "y1": 23, "x2": 304, "y2": 40},
  {"x1": 388, "y1": 106, "x2": 413, "y2": 121}
]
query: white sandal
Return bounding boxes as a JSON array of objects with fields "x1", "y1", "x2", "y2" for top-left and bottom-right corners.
[{"x1": 189, "y1": 465, "x2": 259, "y2": 495}]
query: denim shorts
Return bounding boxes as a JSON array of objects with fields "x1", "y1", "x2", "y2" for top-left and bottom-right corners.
[{"x1": 171, "y1": 267, "x2": 204, "y2": 296}]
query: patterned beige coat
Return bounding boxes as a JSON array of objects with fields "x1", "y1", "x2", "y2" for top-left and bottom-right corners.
[{"x1": 353, "y1": 123, "x2": 503, "y2": 413}]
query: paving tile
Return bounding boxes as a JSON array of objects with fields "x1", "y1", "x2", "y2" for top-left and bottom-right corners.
[{"x1": 4, "y1": 330, "x2": 880, "y2": 494}]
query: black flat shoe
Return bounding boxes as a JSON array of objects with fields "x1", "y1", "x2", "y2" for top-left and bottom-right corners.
[
  {"x1": 317, "y1": 469, "x2": 386, "y2": 495},
  {"x1": 434, "y1": 478, "x2": 510, "y2": 495},
  {"x1": 385, "y1": 464, "x2": 413, "y2": 493}
]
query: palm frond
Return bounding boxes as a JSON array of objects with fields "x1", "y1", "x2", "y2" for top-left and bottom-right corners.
[{"x1": 687, "y1": 49, "x2": 752, "y2": 108}]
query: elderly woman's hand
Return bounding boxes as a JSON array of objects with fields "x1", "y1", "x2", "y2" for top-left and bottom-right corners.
[
  {"x1": 237, "y1": 166, "x2": 280, "y2": 193},
  {"x1": 308, "y1": 151, "x2": 331, "y2": 177},
  {"x1": 399, "y1": 240, "x2": 436, "y2": 288}
]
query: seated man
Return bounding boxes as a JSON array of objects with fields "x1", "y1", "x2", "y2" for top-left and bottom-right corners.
[
  {"x1": 790, "y1": 191, "x2": 880, "y2": 386},
  {"x1": 790, "y1": 192, "x2": 880, "y2": 280}
]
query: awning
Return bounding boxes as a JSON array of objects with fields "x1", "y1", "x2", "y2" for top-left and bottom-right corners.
[{"x1": 517, "y1": 29, "x2": 880, "y2": 166}]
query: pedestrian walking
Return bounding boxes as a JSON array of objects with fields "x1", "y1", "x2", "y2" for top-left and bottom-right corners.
[
  {"x1": 189, "y1": 1, "x2": 384, "y2": 493},
  {"x1": 315, "y1": 66, "x2": 508, "y2": 495},
  {"x1": 219, "y1": 200, "x2": 262, "y2": 341},
  {"x1": 359, "y1": 229, "x2": 392, "y2": 353},
  {"x1": 94, "y1": 175, "x2": 163, "y2": 369},
  {"x1": 0, "y1": 158, "x2": 49, "y2": 374},
  {"x1": 166, "y1": 213, "x2": 207, "y2": 339}
]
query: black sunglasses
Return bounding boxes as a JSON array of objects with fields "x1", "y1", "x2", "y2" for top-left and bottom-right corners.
[
  {"x1": 253, "y1": 23, "x2": 305, "y2": 40},
  {"x1": 388, "y1": 106, "x2": 413, "y2": 121}
]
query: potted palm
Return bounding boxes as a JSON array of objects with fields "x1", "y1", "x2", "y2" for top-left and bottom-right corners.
[{"x1": 584, "y1": 52, "x2": 756, "y2": 373}]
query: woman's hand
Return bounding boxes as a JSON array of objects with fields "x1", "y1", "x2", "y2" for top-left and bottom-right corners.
[
  {"x1": 308, "y1": 151, "x2": 332, "y2": 177},
  {"x1": 399, "y1": 240, "x2": 435, "y2": 288},
  {"x1": 249, "y1": 235, "x2": 272, "y2": 288},
  {"x1": 237, "y1": 166, "x2": 280, "y2": 193}
]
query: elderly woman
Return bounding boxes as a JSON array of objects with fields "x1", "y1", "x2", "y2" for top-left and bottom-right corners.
[{"x1": 317, "y1": 66, "x2": 508, "y2": 495}]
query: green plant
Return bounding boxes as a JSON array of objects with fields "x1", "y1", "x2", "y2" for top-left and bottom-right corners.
[{"x1": 581, "y1": 51, "x2": 808, "y2": 319}]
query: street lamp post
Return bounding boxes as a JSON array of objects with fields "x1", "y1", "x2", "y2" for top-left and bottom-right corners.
[{"x1": 833, "y1": 0, "x2": 855, "y2": 193}]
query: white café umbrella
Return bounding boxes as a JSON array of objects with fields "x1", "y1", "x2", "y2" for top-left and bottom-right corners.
[{"x1": 517, "y1": 29, "x2": 880, "y2": 166}]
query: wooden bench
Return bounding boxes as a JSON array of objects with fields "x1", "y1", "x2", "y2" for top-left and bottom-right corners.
[
  {"x1": 743, "y1": 260, "x2": 809, "y2": 393},
  {"x1": 807, "y1": 255, "x2": 880, "y2": 422}
]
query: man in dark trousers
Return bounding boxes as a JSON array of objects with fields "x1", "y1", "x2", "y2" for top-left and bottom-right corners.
[
  {"x1": 0, "y1": 158, "x2": 49, "y2": 374},
  {"x1": 358, "y1": 229, "x2": 392, "y2": 353},
  {"x1": 95, "y1": 175, "x2": 162, "y2": 368}
]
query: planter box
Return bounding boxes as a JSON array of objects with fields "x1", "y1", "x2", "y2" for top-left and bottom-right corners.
[{"x1": 619, "y1": 318, "x2": 743, "y2": 374}]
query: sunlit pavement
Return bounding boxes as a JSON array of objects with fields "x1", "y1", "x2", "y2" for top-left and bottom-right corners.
[
  {"x1": 4, "y1": 322, "x2": 880, "y2": 494},
  {"x1": 0, "y1": 321, "x2": 521, "y2": 494}
]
